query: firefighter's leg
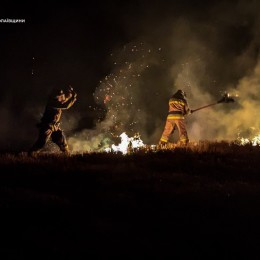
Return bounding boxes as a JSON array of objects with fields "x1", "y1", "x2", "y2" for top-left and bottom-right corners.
[
  {"x1": 29, "y1": 128, "x2": 52, "y2": 154},
  {"x1": 159, "y1": 119, "x2": 175, "y2": 144},
  {"x1": 51, "y1": 129, "x2": 69, "y2": 154},
  {"x1": 176, "y1": 119, "x2": 189, "y2": 145}
]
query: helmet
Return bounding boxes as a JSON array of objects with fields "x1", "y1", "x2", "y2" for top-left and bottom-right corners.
[
  {"x1": 178, "y1": 89, "x2": 186, "y2": 96},
  {"x1": 172, "y1": 89, "x2": 186, "y2": 99}
]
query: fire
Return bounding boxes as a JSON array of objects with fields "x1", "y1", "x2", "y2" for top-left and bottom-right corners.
[
  {"x1": 104, "y1": 132, "x2": 145, "y2": 154},
  {"x1": 103, "y1": 132, "x2": 260, "y2": 155},
  {"x1": 237, "y1": 134, "x2": 260, "y2": 146}
]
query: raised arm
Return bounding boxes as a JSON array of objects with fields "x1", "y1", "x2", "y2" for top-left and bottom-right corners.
[{"x1": 49, "y1": 95, "x2": 77, "y2": 109}]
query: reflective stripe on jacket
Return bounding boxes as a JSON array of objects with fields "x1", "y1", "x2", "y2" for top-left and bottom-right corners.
[{"x1": 167, "y1": 97, "x2": 190, "y2": 120}]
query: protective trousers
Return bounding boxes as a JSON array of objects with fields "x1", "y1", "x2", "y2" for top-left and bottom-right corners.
[
  {"x1": 160, "y1": 118, "x2": 189, "y2": 145},
  {"x1": 30, "y1": 126, "x2": 69, "y2": 153}
]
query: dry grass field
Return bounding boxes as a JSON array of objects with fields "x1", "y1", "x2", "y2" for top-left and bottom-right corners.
[{"x1": 1, "y1": 141, "x2": 260, "y2": 258}]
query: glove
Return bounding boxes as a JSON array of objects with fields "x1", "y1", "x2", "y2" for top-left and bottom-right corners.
[
  {"x1": 67, "y1": 86, "x2": 77, "y2": 98},
  {"x1": 185, "y1": 109, "x2": 192, "y2": 115},
  {"x1": 72, "y1": 91, "x2": 77, "y2": 98}
]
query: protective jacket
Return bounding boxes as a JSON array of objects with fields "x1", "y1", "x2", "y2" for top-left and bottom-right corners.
[
  {"x1": 167, "y1": 93, "x2": 190, "y2": 120},
  {"x1": 39, "y1": 95, "x2": 77, "y2": 130}
]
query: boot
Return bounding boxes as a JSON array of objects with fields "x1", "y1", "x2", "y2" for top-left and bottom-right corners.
[{"x1": 158, "y1": 140, "x2": 167, "y2": 148}]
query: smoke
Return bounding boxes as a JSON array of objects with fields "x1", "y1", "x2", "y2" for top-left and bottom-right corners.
[
  {"x1": 211, "y1": 59, "x2": 260, "y2": 140},
  {"x1": 174, "y1": 0, "x2": 260, "y2": 142},
  {"x1": 68, "y1": 0, "x2": 260, "y2": 152},
  {"x1": 68, "y1": 42, "x2": 165, "y2": 152}
]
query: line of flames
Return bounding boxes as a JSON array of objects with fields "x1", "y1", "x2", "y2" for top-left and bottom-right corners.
[
  {"x1": 104, "y1": 132, "x2": 260, "y2": 155},
  {"x1": 236, "y1": 134, "x2": 260, "y2": 146}
]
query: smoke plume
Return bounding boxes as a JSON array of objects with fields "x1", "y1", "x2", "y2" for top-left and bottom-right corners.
[{"x1": 68, "y1": 0, "x2": 260, "y2": 152}]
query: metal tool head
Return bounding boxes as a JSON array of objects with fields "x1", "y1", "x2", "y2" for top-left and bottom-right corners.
[{"x1": 217, "y1": 92, "x2": 235, "y2": 103}]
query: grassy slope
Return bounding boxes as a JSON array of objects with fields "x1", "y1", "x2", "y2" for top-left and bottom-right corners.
[{"x1": 1, "y1": 142, "x2": 260, "y2": 258}]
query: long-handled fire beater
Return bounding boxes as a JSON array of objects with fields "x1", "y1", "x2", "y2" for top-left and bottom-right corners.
[{"x1": 190, "y1": 92, "x2": 235, "y2": 114}]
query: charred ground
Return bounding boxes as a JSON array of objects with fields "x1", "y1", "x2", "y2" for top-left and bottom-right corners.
[{"x1": 1, "y1": 142, "x2": 260, "y2": 258}]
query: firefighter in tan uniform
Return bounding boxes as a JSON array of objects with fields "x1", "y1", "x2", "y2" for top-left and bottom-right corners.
[
  {"x1": 29, "y1": 86, "x2": 77, "y2": 155},
  {"x1": 159, "y1": 89, "x2": 191, "y2": 146}
]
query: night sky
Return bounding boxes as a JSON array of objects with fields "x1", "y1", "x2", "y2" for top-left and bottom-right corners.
[{"x1": 1, "y1": 0, "x2": 260, "y2": 152}]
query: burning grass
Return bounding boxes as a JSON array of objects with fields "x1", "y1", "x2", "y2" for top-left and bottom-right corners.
[{"x1": 1, "y1": 141, "x2": 260, "y2": 258}]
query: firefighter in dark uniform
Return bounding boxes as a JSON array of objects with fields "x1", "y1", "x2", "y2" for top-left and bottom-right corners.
[
  {"x1": 159, "y1": 89, "x2": 191, "y2": 146},
  {"x1": 29, "y1": 86, "x2": 77, "y2": 155}
]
